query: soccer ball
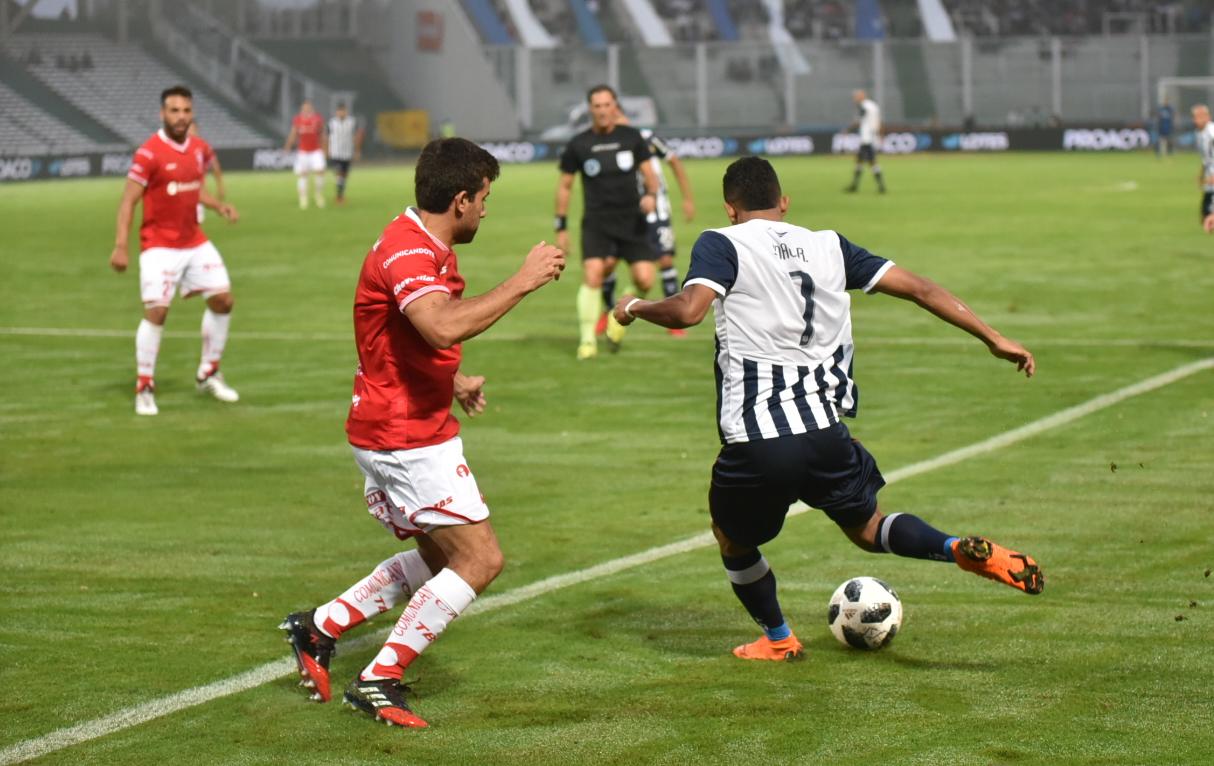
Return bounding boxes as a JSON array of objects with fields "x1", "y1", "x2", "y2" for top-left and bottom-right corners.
[{"x1": 827, "y1": 576, "x2": 903, "y2": 650}]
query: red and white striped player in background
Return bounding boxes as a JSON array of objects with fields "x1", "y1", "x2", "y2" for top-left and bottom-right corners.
[
  {"x1": 109, "y1": 85, "x2": 241, "y2": 416},
  {"x1": 283, "y1": 98, "x2": 326, "y2": 210}
]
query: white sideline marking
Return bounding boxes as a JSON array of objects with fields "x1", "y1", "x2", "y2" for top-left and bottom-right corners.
[
  {"x1": 2, "y1": 326, "x2": 1213, "y2": 349},
  {"x1": 2, "y1": 357, "x2": 1212, "y2": 764}
]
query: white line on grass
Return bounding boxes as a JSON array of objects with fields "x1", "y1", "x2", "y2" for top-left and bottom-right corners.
[
  {"x1": 2, "y1": 326, "x2": 1213, "y2": 349},
  {"x1": 2, "y1": 356, "x2": 1212, "y2": 764}
]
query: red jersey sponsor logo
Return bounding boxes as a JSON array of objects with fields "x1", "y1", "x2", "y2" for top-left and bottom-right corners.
[{"x1": 346, "y1": 209, "x2": 465, "y2": 451}]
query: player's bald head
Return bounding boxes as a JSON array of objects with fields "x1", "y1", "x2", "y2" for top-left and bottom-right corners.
[
  {"x1": 1193, "y1": 104, "x2": 1210, "y2": 127},
  {"x1": 853, "y1": 89, "x2": 866, "y2": 103},
  {"x1": 722, "y1": 156, "x2": 782, "y2": 212}
]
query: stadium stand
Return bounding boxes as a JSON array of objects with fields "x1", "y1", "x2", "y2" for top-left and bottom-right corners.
[
  {"x1": 0, "y1": 80, "x2": 119, "y2": 155},
  {"x1": 945, "y1": 0, "x2": 1211, "y2": 38},
  {"x1": 531, "y1": 0, "x2": 580, "y2": 45},
  {"x1": 567, "y1": 0, "x2": 609, "y2": 46},
  {"x1": 5, "y1": 34, "x2": 271, "y2": 148},
  {"x1": 253, "y1": 38, "x2": 406, "y2": 120},
  {"x1": 461, "y1": 0, "x2": 516, "y2": 45}
]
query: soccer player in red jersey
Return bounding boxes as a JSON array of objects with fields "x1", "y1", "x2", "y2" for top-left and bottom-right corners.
[
  {"x1": 283, "y1": 98, "x2": 326, "y2": 209},
  {"x1": 280, "y1": 138, "x2": 566, "y2": 728},
  {"x1": 109, "y1": 85, "x2": 240, "y2": 416}
]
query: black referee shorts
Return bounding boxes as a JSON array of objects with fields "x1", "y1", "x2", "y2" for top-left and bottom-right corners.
[
  {"x1": 709, "y1": 423, "x2": 886, "y2": 548},
  {"x1": 581, "y1": 212, "x2": 655, "y2": 263}
]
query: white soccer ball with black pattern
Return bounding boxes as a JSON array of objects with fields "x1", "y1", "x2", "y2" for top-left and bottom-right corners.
[{"x1": 827, "y1": 576, "x2": 903, "y2": 650}]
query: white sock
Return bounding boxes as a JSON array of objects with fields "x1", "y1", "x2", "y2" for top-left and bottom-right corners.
[
  {"x1": 313, "y1": 550, "x2": 433, "y2": 640},
  {"x1": 313, "y1": 173, "x2": 325, "y2": 200},
  {"x1": 136, "y1": 318, "x2": 163, "y2": 381},
  {"x1": 296, "y1": 176, "x2": 307, "y2": 202},
  {"x1": 198, "y1": 309, "x2": 230, "y2": 379},
  {"x1": 362, "y1": 568, "x2": 477, "y2": 681}
]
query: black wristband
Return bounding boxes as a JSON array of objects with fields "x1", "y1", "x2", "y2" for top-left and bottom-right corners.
[{"x1": 554, "y1": 215, "x2": 567, "y2": 231}]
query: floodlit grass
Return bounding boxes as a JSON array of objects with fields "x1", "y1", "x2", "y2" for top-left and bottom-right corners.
[{"x1": 1, "y1": 152, "x2": 1212, "y2": 765}]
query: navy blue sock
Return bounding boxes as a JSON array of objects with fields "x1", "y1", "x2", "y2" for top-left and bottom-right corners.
[
  {"x1": 723, "y1": 550, "x2": 788, "y2": 638},
  {"x1": 876, "y1": 513, "x2": 957, "y2": 562},
  {"x1": 601, "y1": 274, "x2": 617, "y2": 311}
]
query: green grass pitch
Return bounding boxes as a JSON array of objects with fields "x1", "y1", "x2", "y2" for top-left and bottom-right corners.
[{"x1": 1, "y1": 152, "x2": 1212, "y2": 765}]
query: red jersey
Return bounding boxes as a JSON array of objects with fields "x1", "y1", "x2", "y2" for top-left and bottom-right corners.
[
  {"x1": 127, "y1": 130, "x2": 211, "y2": 251},
  {"x1": 346, "y1": 208, "x2": 466, "y2": 451},
  {"x1": 293, "y1": 112, "x2": 325, "y2": 152}
]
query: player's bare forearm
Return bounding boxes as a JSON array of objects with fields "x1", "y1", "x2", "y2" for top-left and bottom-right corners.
[
  {"x1": 110, "y1": 181, "x2": 142, "y2": 270},
  {"x1": 874, "y1": 266, "x2": 1034, "y2": 376},
  {"x1": 406, "y1": 243, "x2": 565, "y2": 349},
  {"x1": 554, "y1": 173, "x2": 574, "y2": 216},
  {"x1": 614, "y1": 285, "x2": 715, "y2": 329}
]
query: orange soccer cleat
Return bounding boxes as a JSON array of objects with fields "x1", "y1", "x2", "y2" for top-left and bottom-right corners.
[
  {"x1": 731, "y1": 633, "x2": 804, "y2": 662},
  {"x1": 280, "y1": 611, "x2": 336, "y2": 702},
  {"x1": 952, "y1": 536, "x2": 1044, "y2": 595},
  {"x1": 594, "y1": 311, "x2": 609, "y2": 336}
]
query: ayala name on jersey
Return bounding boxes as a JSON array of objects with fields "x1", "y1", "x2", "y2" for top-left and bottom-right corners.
[
  {"x1": 127, "y1": 129, "x2": 213, "y2": 251},
  {"x1": 346, "y1": 207, "x2": 466, "y2": 451}
]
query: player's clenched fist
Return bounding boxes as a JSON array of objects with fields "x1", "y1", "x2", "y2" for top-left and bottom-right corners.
[
  {"x1": 520, "y1": 241, "x2": 565, "y2": 290},
  {"x1": 110, "y1": 245, "x2": 128, "y2": 273}
]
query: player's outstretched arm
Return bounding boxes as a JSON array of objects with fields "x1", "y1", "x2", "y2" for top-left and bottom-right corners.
[
  {"x1": 613, "y1": 284, "x2": 716, "y2": 330},
  {"x1": 872, "y1": 265, "x2": 1035, "y2": 377},
  {"x1": 404, "y1": 241, "x2": 565, "y2": 349},
  {"x1": 110, "y1": 179, "x2": 143, "y2": 272}
]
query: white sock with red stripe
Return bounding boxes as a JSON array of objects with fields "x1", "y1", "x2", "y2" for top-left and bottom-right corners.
[
  {"x1": 136, "y1": 319, "x2": 162, "y2": 388},
  {"x1": 361, "y1": 568, "x2": 477, "y2": 681},
  {"x1": 312, "y1": 550, "x2": 433, "y2": 640},
  {"x1": 198, "y1": 309, "x2": 230, "y2": 380}
]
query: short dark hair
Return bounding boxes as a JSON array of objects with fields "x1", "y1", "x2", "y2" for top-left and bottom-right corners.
[
  {"x1": 415, "y1": 138, "x2": 501, "y2": 213},
  {"x1": 586, "y1": 84, "x2": 618, "y2": 103},
  {"x1": 722, "y1": 156, "x2": 782, "y2": 211},
  {"x1": 160, "y1": 85, "x2": 192, "y2": 105}
]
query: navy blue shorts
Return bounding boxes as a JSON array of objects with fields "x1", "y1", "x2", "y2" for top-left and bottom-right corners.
[
  {"x1": 857, "y1": 144, "x2": 877, "y2": 163},
  {"x1": 709, "y1": 423, "x2": 885, "y2": 547},
  {"x1": 1202, "y1": 191, "x2": 1212, "y2": 219},
  {"x1": 646, "y1": 217, "x2": 675, "y2": 257}
]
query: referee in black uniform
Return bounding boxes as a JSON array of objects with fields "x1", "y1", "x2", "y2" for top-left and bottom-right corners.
[{"x1": 555, "y1": 84, "x2": 660, "y2": 360}]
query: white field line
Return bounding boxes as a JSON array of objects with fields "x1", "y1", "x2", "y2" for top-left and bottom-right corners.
[
  {"x1": 1, "y1": 326, "x2": 1213, "y2": 349},
  {"x1": 2, "y1": 356, "x2": 1212, "y2": 764}
]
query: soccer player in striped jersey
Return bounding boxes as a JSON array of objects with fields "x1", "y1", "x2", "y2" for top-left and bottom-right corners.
[
  {"x1": 1192, "y1": 105, "x2": 1214, "y2": 232},
  {"x1": 326, "y1": 102, "x2": 363, "y2": 205},
  {"x1": 844, "y1": 89, "x2": 885, "y2": 194},
  {"x1": 614, "y1": 157, "x2": 1043, "y2": 662}
]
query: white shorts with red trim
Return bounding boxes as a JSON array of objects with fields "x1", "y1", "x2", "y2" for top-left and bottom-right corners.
[
  {"x1": 352, "y1": 437, "x2": 490, "y2": 541},
  {"x1": 294, "y1": 149, "x2": 326, "y2": 175},
  {"x1": 139, "y1": 241, "x2": 230, "y2": 307}
]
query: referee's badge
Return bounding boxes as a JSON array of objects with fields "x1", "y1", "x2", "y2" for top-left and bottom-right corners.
[
  {"x1": 616, "y1": 150, "x2": 634, "y2": 171},
  {"x1": 583, "y1": 158, "x2": 601, "y2": 177}
]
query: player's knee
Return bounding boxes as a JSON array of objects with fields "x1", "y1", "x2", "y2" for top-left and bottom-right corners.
[
  {"x1": 143, "y1": 306, "x2": 169, "y2": 325},
  {"x1": 208, "y1": 292, "x2": 234, "y2": 313}
]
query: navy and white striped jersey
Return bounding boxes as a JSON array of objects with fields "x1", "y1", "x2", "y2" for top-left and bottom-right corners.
[
  {"x1": 684, "y1": 220, "x2": 893, "y2": 444},
  {"x1": 328, "y1": 115, "x2": 358, "y2": 161},
  {"x1": 1198, "y1": 123, "x2": 1214, "y2": 191}
]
